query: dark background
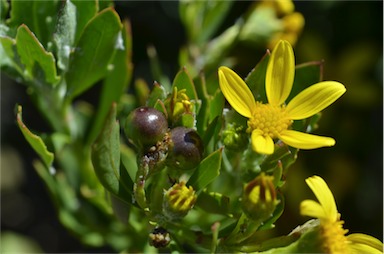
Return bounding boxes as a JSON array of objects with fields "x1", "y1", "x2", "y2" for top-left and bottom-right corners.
[{"x1": 1, "y1": 1, "x2": 382, "y2": 252}]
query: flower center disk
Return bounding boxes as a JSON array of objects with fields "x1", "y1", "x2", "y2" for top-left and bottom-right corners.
[{"x1": 248, "y1": 102, "x2": 292, "y2": 138}]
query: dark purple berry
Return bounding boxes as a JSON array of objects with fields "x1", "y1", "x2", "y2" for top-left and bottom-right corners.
[
  {"x1": 167, "y1": 127, "x2": 204, "y2": 170},
  {"x1": 125, "y1": 107, "x2": 168, "y2": 148}
]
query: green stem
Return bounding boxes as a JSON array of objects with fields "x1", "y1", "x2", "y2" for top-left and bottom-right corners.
[{"x1": 134, "y1": 156, "x2": 150, "y2": 211}]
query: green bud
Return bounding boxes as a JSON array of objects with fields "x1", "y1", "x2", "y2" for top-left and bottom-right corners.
[
  {"x1": 163, "y1": 181, "x2": 197, "y2": 219},
  {"x1": 164, "y1": 87, "x2": 195, "y2": 127},
  {"x1": 222, "y1": 123, "x2": 249, "y2": 151},
  {"x1": 242, "y1": 173, "x2": 279, "y2": 223}
]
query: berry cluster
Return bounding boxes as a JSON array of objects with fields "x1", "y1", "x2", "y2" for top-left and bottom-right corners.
[{"x1": 124, "y1": 106, "x2": 203, "y2": 171}]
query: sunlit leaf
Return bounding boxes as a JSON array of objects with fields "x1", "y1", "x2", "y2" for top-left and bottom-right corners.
[
  {"x1": 16, "y1": 25, "x2": 60, "y2": 85},
  {"x1": 172, "y1": 67, "x2": 198, "y2": 101},
  {"x1": 187, "y1": 148, "x2": 223, "y2": 192}
]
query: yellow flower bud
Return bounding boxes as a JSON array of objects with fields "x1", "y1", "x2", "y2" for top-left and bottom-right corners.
[
  {"x1": 164, "y1": 87, "x2": 194, "y2": 127},
  {"x1": 163, "y1": 181, "x2": 197, "y2": 219},
  {"x1": 242, "y1": 173, "x2": 279, "y2": 222}
]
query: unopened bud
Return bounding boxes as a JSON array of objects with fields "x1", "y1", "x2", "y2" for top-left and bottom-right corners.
[
  {"x1": 222, "y1": 123, "x2": 249, "y2": 151},
  {"x1": 242, "y1": 173, "x2": 279, "y2": 222},
  {"x1": 163, "y1": 181, "x2": 197, "y2": 219}
]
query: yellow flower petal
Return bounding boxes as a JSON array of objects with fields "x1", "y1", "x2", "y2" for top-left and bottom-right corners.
[
  {"x1": 300, "y1": 200, "x2": 327, "y2": 220},
  {"x1": 286, "y1": 81, "x2": 346, "y2": 120},
  {"x1": 304, "y1": 176, "x2": 338, "y2": 222},
  {"x1": 348, "y1": 243, "x2": 383, "y2": 254},
  {"x1": 279, "y1": 130, "x2": 335, "y2": 149},
  {"x1": 347, "y1": 233, "x2": 383, "y2": 252},
  {"x1": 265, "y1": 40, "x2": 295, "y2": 106},
  {"x1": 251, "y1": 130, "x2": 274, "y2": 155},
  {"x1": 218, "y1": 66, "x2": 256, "y2": 118}
]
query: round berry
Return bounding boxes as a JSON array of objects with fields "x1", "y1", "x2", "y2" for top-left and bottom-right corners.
[
  {"x1": 167, "y1": 127, "x2": 204, "y2": 170},
  {"x1": 124, "y1": 107, "x2": 168, "y2": 148}
]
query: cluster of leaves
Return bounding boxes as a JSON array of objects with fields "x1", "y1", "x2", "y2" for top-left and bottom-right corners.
[{"x1": 1, "y1": 0, "x2": 324, "y2": 252}]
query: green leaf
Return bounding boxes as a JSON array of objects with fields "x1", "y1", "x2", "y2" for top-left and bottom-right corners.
[
  {"x1": 91, "y1": 103, "x2": 120, "y2": 194},
  {"x1": 202, "y1": 116, "x2": 220, "y2": 147},
  {"x1": 54, "y1": 0, "x2": 77, "y2": 71},
  {"x1": 7, "y1": 0, "x2": 60, "y2": 46},
  {"x1": 196, "y1": 190, "x2": 230, "y2": 215},
  {"x1": 172, "y1": 67, "x2": 198, "y2": 100},
  {"x1": 91, "y1": 103, "x2": 132, "y2": 203},
  {"x1": 15, "y1": 25, "x2": 60, "y2": 85},
  {"x1": 179, "y1": 1, "x2": 233, "y2": 45},
  {"x1": 120, "y1": 144, "x2": 137, "y2": 183},
  {"x1": 71, "y1": 0, "x2": 98, "y2": 44},
  {"x1": 66, "y1": 8, "x2": 122, "y2": 98},
  {"x1": 16, "y1": 105, "x2": 54, "y2": 168},
  {"x1": 187, "y1": 148, "x2": 223, "y2": 192},
  {"x1": 86, "y1": 20, "x2": 132, "y2": 145},
  {"x1": 99, "y1": 0, "x2": 114, "y2": 11},
  {"x1": 209, "y1": 90, "x2": 224, "y2": 122},
  {"x1": 0, "y1": 35, "x2": 23, "y2": 74},
  {"x1": 288, "y1": 61, "x2": 323, "y2": 102},
  {"x1": 147, "y1": 81, "x2": 167, "y2": 108},
  {"x1": 245, "y1": 50, "x2": 270, "y2": 103},
  {"x1": 1, "y1": 0, "x2": 9, "y2": 21}
]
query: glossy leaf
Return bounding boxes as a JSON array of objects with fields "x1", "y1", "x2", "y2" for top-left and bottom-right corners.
[
  {"x1": 66, "y1": 8, "x2": 122, "y2": 98},
  {"x1": 86, "y1": 20, "x2": 132, "y2": 145},
  {"x1": 172, "y1": 67, "x2": 198, "y2": 101},
  {"x1": 16, "y1": 25, "x2": 60, "y2": 85},
  {"x1": 187, "y1": 148, "x2": 223, "y2": 192},
  {"x1": 16, "y1": 105, "x2": 54, "y2": 168},
  {"x1": 91, "y1": 103, "x2": 121, "y2": 195}
]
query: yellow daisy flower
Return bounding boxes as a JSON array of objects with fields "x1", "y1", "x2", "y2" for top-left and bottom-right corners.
[
  {"x1": 301, "y1": 176, "x2": 383, "y2": 254},
  {"x1": 218, "y1": 40, "x2": 346, "y2": 154}
]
